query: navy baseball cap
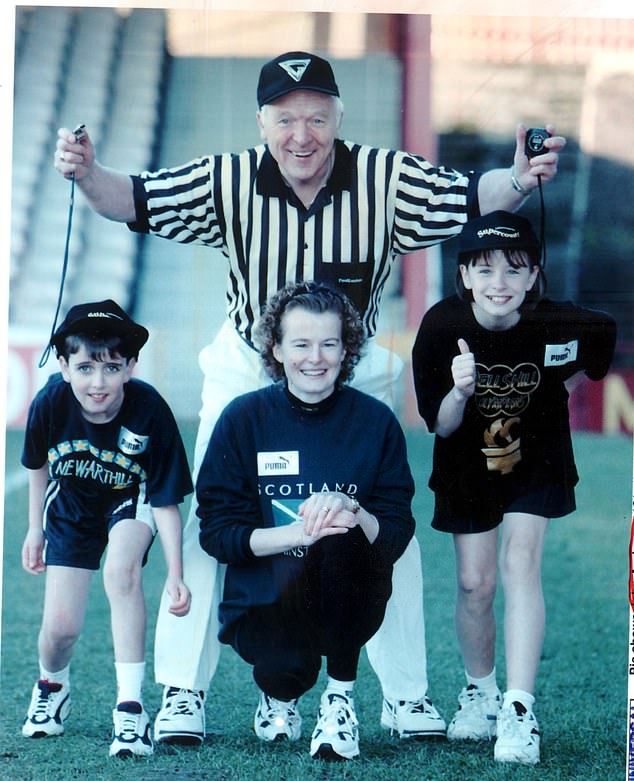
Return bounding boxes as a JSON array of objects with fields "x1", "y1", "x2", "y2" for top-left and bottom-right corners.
[
  {"x1": 51, "y1": 299, "x2": 149, "y2": 355},
  {"x1": 458, "y1": 211, "x2": 540, "y2": 261},
  {"x1": 257, "y1": 51, "x2": 340, "y2": 107}
]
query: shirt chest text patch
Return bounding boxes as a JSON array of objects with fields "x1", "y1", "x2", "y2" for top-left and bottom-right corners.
[
  {"x1": 118, "y1": 427, "x2": 149, "y2": 456},
  {"x1": 257, "y1": 451, "x2": 300, "y2": 477},
  {"x1": 544, "y1": 340, "x2": 578, "y2": 367}
]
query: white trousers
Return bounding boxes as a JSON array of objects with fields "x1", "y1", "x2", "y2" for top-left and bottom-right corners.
[{"x1": 153, "y1": 321, "x2": 429, "y2": 701}]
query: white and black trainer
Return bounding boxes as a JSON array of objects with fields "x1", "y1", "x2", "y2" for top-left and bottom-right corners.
[
  {"x1": 447, "y1": 684, "x2": 501, "y2": 740},
  {"x1": 253, "y1": 691, "x2": 302, "y2": 742},
  {"x1": 494, "y1": 700, "x2": 541, "y2": 765},
  {"x1": 380, "y1": 696, "x2": 447, "y2": 739},
  {"x1": 109, "y1": 701, "x2": 153, "y2": 757},
  {"x1": 22, "y1": 679, "x2": 71, "y2": 738},
  {"x1": 310, "y1": 691, "x2": 359, "y2": 760},
  {"x1": 153, "y1": 686, "x2": 205, "y2": 745}
]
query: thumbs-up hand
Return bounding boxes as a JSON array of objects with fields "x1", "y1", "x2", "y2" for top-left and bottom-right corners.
[
  {"x1": 457, "y1": 338, "x2": 470, "y2": 356},
  {"x1": 451, "y1": 339, "x2": 476, "y2": 399}
]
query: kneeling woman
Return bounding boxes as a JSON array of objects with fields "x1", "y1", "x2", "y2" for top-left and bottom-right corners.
[{"x1": 197, "y1": 281, "x2": 415, "y2": 760}]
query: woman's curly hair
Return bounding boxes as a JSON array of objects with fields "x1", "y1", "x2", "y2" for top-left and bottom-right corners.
[{"x1": 254, "y1": 281, "x2": 366, "y2": 385}]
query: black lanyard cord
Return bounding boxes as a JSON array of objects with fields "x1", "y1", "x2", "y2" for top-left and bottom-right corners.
[
  {"x1": 536, "y1": 173, "x2": 546, "y2": 269},
  {"x1": 38, "y1": 174, "x2": 77, "y2": 368}
]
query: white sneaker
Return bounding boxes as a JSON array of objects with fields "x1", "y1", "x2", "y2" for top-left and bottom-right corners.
[
  {"x1": 494, "y1": 700, "x2": 541, "y2": 765},
  {"x1": 22, "y1": 679, "x2": 71, "y2": 738},
  {"x1": 310, "y1": 691, "x2": 359, "y2": 760},
  {"x1": 447, "y1": 685, "x2": 501, "y2": 741},
  {"x1": 109, "y1": 701, "x2": 153, "y2": 757},
  {"x1": 380, "y1": 696, "x2": 446, "y2": 739},
  {"x1": 153, "y1": 686, "x2": 205, "y2": 745},
  {"x1": 253, "y1": 691, "x2": 302, "y2": 741}
]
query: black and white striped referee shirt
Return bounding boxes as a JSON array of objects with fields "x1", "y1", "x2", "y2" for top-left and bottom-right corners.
[{"x1": 129, "y1": 140, "x2": 479, "y2": 346}]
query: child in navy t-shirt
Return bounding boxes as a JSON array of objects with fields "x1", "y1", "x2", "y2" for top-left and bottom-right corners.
[{"x1": 20, "y1": 300, "x2": 193, "y2": 758}]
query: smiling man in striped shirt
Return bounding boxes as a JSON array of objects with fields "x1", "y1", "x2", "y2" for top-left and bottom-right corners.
[{"x1": 55, "y1": 50, "x2": 565, "y2": 747}]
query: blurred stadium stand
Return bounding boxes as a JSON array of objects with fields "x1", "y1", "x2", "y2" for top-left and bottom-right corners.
[{"x1": 10, "y1": 7, "x2": 165, "y2": 329}]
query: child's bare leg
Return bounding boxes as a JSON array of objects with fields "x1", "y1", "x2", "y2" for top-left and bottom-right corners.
[
  {"x1": 453, "y1": 528, "x2": 498, "y2": 677},
  {"x1": 103, "y1": 520, "x2": 154, "y2": 755},
  {"x1": 38, "y1": 565, "x2": 92, "y2": 672},
  {"x1": 103, "y1": 520, "x2": 153, "y2": 664},
  {"x1": 499, "y1": 513, "x2": 549, "y2": 694},
  {"x1": 22, "y1": 566, "x2": 88, "y2": 738}
]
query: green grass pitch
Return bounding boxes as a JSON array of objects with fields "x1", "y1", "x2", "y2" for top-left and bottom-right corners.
[{"x1": 1, "y1": 423, "x2": 630, "y2": 780}]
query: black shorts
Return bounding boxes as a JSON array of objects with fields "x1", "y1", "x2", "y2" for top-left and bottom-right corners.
[
  {"x1": 43, "y1": 482, "x2": 155, "y2": 570},
  {"x1": 431, "y1": 480, "x2": 576, "y2": 535}
]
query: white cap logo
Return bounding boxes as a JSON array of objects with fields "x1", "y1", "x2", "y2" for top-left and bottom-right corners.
[
  {"x1": 278, "y1": 58, "x2": 311, "y2": 82},
  {"x1": 476, "y1": 226, "x2": 521, "y2": 239}
]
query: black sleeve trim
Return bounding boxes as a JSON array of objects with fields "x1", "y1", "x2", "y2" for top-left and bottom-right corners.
[
  {"x1": 126, "y1": 175, "x2": 150, "y2": 234},
  {"x1": 466, "y1": 171, "x2": 481, "y2": 219}
]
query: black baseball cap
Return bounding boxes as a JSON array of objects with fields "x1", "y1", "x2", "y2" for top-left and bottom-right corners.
[
  {"x1": 458, "y1": 211, "x2": 540, "y2": 261},
  {"x1": 51, "y1": 299, "x2": 149, "y2": 355},
  {"x1": 257, "y1": 51, "x2": 340, "y2": 107}
]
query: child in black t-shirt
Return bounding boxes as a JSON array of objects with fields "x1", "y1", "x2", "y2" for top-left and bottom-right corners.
[
  {"x1": 20, "y1": 300, "x2": 193, "y2": 758},
  {"x1": 412, "y1": 211, "x2": 616, "y2": 765}
]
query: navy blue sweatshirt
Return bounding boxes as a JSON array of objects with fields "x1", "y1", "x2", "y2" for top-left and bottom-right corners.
[{"x1": 197, "y1": 383, "x2": 415, "y2": 642}]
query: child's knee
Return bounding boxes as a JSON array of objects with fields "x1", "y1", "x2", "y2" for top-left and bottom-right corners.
[
  {"x1": 499, "y1": 541, "x2": 541, "y2": 583},
  {"x1": 40, "y1": 619, "x2": 80, "y2": 651},
  {"x1": 103, "y1": 557, "x2": 142, "y2": 597},
  {"x1": 457, "y1": 567, "x2": 496, "y2": 604}
]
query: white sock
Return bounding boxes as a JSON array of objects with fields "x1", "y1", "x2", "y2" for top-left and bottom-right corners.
[
  {"x1": 114, "y1": 661, "x2": 145, "y2": 705},
  {"x1": 274, "y1": 696, "x2": 296, "y2": 705},
  {"x1": 325, "y1": 676, "x2": 355, "y2": 697},
  {"x1": 39, "y1": 662, "x2": 70, "y2": 687},
  {"x1": 465, "y1": 667, "x2": 499, "y2": 696},
  {"x1": 503, "y1": 688, "x2": 535, "y2": 712}
]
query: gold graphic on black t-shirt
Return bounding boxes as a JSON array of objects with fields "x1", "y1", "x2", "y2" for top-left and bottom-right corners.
[
  {"x1": 481, "y1": 417, "x2": 521, "y2": 474},
  {"x1": 475, "y1": 362, "x2": 540, "y2": 418}
]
